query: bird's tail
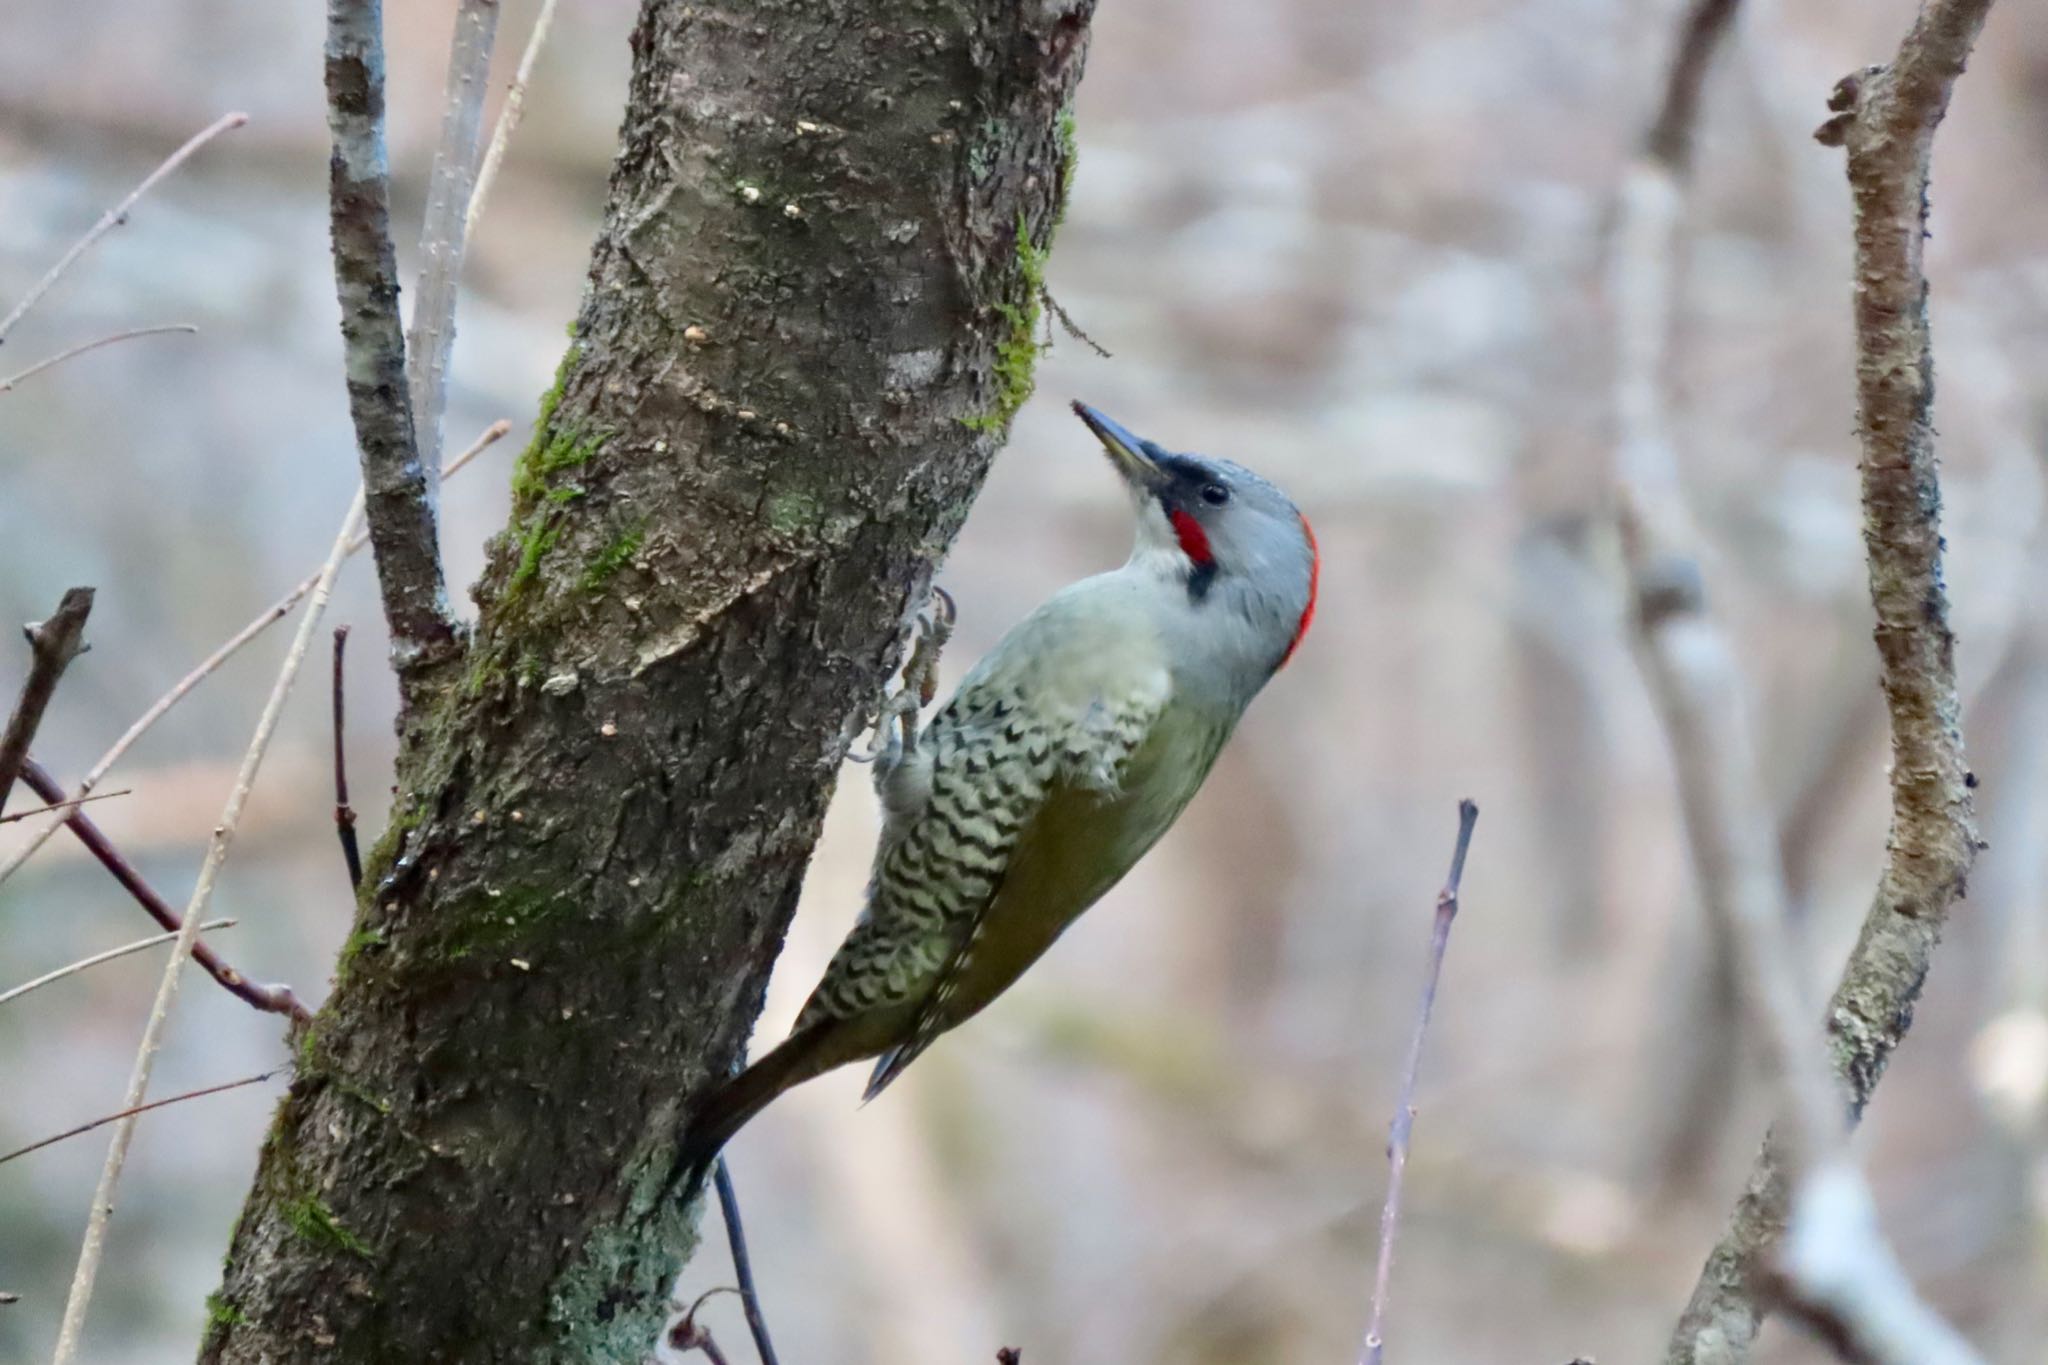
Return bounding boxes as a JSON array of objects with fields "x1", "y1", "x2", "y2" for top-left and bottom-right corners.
[{"x1": 666, "y1": 1028, "x2": 840, "y2": 1203}]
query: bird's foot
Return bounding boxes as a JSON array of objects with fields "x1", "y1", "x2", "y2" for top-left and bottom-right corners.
[{"x1": 850, "y1": 587, "x2": 955, "y2": 764}]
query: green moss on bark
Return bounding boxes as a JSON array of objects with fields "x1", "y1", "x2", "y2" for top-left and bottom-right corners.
[
  {"x1": 962, "y1": 215, "x2": 1050, "y2": 434},
  {"x1": 282, "y1": 1195, "x2": 373, "y2": 1261},
  {"x1": 580, "y1": 524, "x2": 646, "y2": 592}
]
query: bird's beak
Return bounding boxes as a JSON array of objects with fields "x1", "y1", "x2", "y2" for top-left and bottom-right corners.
[{"x1": 1072, "y1": 401, "x2": 1166, "y2": 492}]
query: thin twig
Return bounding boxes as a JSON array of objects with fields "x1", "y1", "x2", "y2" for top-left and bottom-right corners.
[
  {"x1": 332, "y1": 626, "x2": 363, "y2": 892},
  {"x1": 664, "y1": 1291, "x2": 737, "y2": 1365},
  {"x1": 1608, "y1": 0, "x2": 1755, "y2": 1206},
  {"x1": 1041, "y1": 288, "x2": 1111, "y2": 357},
  {"x1": 0, "y1": 587, "x2": 94, "y2": 817},
  {"x1": 407, "y1": 0, "x2": 502, "y2": 492},
  {"x1": 466, "y1": 0, "x2": 560, "y2": 238},
  {"x1": 18, "y1": 758, "x2": 309, "y2": 1022},
  {"x1": 0, "y1": 113, "x2": 246, "y2": 346},
  {"x1": 1360, "y1": 799, "x2": 1478, "y2": 1365},
  {"x1": 714, "y1": 1158, "x2": 782, "y2": 1365},
  {"x1": 0, "y1": 786, "x2": 130, "y2": 824},
  {"x1": 324, "y1": 0, "x2": 457, "y2": 696},
  {"x1": 50, "y1": 491, "x2": 362, "y2": 1364},
  {"x1": 0, "y1": 920, "x2": 235, "y2": 1009},
  {"x1": 0, "y1": 1067, "x2": 285, "y2": 1168},
  {"x1": 1665, "y1": 0, "x2": 1994, "y2": 1360},
  {"x1": 0, "y1": 418, "x2": 509, "y2": 887},
  {"x1": 1643, "y1": 0, "x2": 1740, "y2": 172},
  {"x1": 0, "y1": 325, "x2": 198, "y2": 395}
]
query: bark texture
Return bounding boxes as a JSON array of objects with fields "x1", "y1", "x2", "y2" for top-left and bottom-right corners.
[{"x1": 205, "y1": 2, "x2": 1092, "y2": 1360}]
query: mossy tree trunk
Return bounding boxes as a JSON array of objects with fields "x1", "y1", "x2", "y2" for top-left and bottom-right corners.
[{"x1": 203, "y1": 2, "x2": 1093, "y2": 1359}]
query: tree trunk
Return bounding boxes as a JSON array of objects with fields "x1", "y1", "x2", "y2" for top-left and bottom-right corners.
[{"x1": 203, "y1": 2, "x2": 1093, "y2": 1359}]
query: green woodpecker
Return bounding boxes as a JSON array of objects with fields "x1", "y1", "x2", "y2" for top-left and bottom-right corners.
[{"x1": 675, "y1": 401, "x2": 1318, "y2": 1189}]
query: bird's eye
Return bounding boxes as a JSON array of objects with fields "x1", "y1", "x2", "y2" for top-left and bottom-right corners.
[{"x1": 1200, "y1": 483, "x2": 1230, "y2": 506}]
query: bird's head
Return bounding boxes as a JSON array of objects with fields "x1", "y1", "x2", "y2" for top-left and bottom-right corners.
[{"x1": 1072, "y1": 401, "x2": 1319, "y2": 674}]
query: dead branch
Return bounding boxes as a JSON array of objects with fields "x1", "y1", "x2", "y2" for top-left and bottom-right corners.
[
  {"x1": 0, "y1": 324, "x2": 198, "y2": 395},
  {"x1": 406, "y1": 0, "x2": 500, "y2": 490},
  {"x1": 0, "y1": 919, "x2": 235, "y2": 1009},
  {"x1": 0, "y1": 587, "x2": 94, "y2": 816},
  {"x1": 0, "y1": 114, "x2": 245, "y2": 346},
  {"x1": 50, "y1": 492, "x2": 361, "y2": 1362},
  {"x1": 1664, "y1": 0, "x2": 1995, "y2": 1359},
  {"x1": 1360, "y1": 799, "x2": 1479, "y2": 1365},
  {"x1": 0, "y1": 418, "x2": 510, "y2": 886},
  {"x1": 466, "y1": 0, "x2": 560, "y2": 239},
  {"x1": 18, "y1": 758, "x2": 308, "y2": 1021},
  {"x1": 0, "y1": 786, "x2": 130, "y2": 824},
  {"x1": 1607, "y1": 0, "x2": 1747, "y2": 1204},
  {"x1": 0, "y1": 1067, "x2": 285, "y2": 1168},
  {"x1": 323, "y1": 0, "x2": 457, "y2": 698}
]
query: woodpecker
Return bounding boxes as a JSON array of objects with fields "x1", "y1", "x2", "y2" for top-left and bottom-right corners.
[{"x1": 674, "y1": 400, "x2": 1318, "y2": 1191}]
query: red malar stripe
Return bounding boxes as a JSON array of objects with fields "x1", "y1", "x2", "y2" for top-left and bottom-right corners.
[{"x1": 1169, "y1": 507, "x2": 1214, "y2": 565}]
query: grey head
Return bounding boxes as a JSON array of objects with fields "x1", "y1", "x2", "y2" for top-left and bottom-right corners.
[{"x1": 1071, "y1": 401, "x2": 1319, "y2": 694}]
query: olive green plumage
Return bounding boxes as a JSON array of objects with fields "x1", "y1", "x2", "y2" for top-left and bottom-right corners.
[{"x1": 672, "y1": 403, "x2": 1316, "y2": 1195}]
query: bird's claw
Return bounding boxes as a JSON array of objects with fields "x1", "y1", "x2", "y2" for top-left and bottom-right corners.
[{"x1": 850, "y1": 587, "x2": 956, "y2": 764}]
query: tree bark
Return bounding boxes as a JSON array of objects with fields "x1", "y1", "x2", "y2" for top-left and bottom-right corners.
[{"x1": 203, "y1": 2, "x2": 1092, "y2": 1360}]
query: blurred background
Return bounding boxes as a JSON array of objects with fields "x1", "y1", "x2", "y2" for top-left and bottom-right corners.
[{"x1": 4, "y1": 0, "x2": 2048, "y2": 1360}]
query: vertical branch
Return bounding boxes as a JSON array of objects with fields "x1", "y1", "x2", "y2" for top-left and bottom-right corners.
[
  {"x1": 0, "y1": 587, "x2": 94, "y2": 816},
  {"x1": 1359, "y1": 799, "x2": 1479, "y2": 1365},
  {"x1": 406, "y1": 0, "x2": 502, "y2": 487},
  {"x1": 49, "y1": 491, "x2": 361, "y2": 1363},
  {"x1": 711, "y1": 1159, "x2": 781, "y2": 1365},
  {"x1": 466, "y1": 0, "x2": 560, "y2": 239},
  {"x1": 324, "y1": 0, "x2": 458, "y2": 698},
  {"x1": 1664, "y1": 1, "x2": 1994, "y2": 1360},
  {"x1": 1608, "y1": 0, "x2": 1747, "y2": 1201}
]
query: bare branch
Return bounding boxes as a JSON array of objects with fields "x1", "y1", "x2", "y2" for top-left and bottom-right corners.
[
  {"x1": 324, "y1": 0, "x2": 458, "y2": 697},
  {"x1": 712, "y1": 1158, "x2": 781, "y2": 1365},
  {"x1": 1643, "y1": 0, "x2": 1740, "y2": 171},
  {"x1": 1359, "y1": 799, "x2": 1479, "y2": 1365},
  {"x1": 0, "y1": 418, "x2": 510, "y2": 887},
  {"x1": 0, "y1": 1067, "x2": 284, "y2": 1168},
  {"x1": 1769, "y1": 1164, "x2": 1987, "y2": 1365},
  {"x1": 406, "y1": 0, "x2": 502, "y2": 490},
  {"x1": 661, "y1": 1291, "x2": 737, "y2": 1365},
  {"x1": 1665, "y1": 0, "x2": 1994, "y2": 1359},
  {"x1": 0, "y1": 114, "x2": 245, "y2": 346},
  {"x1": 0, "y1": 325, "x2": 198, "y2": 395},
  {"x1": 18, "y1": 758, "x2": 309, "y2": 1022},
  {"x1": 466, "y1": 0, "x2": 560, "y2": 239},
  {"x1": 0, "y1": 786, "x2": 130, "y2": 824},
  {"x1": 0, "y1": 587, "x2": 94, "y2": 817},
  {"x1": 50, "y1": 491, "x2": 362, "y2": 1362},
  {"x1": 332, "y1": 625, "x2": 363, "y2": 892},
  {"x1": 0, "y1": 920, "x2": 235, "y2": 1009}
]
